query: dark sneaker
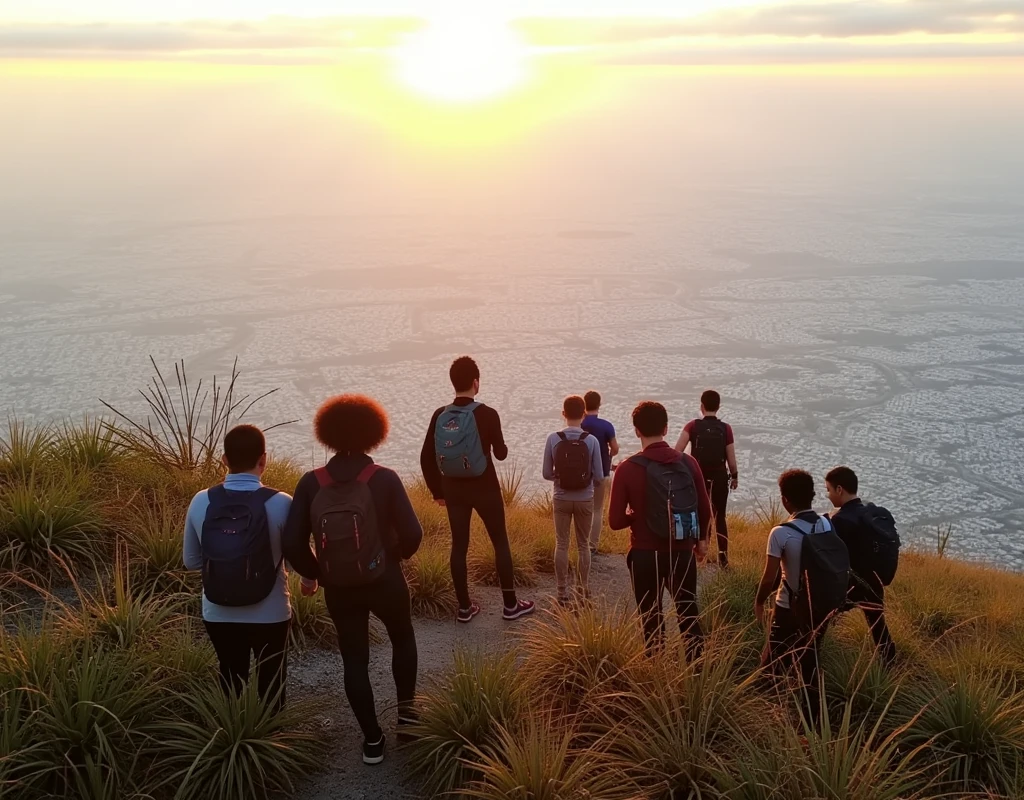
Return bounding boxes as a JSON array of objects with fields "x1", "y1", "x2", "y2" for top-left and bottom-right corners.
[
  {"x1": 503, "y1": 599, "x2": 536, "y2": 621},
  {"x1": 456, "y1": 604, "x2": 481, "y2": 624},
  {"x1": 397, "y1": 712, "x2": 419, "y2": 745},
  {"x1": 363, "y1": 734, "x2": 386, "y2": 765}
]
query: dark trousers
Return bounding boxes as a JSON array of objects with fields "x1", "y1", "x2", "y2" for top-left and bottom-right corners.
[
  {"x1": 761, "y1": 606, "x2": 823, "y2": 723},
  {"x1": 704, "y1": 471, "x2": 730, "y2": 566},
  {"x1": 850, "y1": 579, "x2": 896, "y2": 666},
  {"x1": 324, "y1": 564, "x2": 418, "y2": 741},
  {"x1": 203, "y1": 619, "x2": 290, "y2": 709},
  {"x1": 445, "y1": 490, "x2": 516, "y2": 609},
  {"x1": 628, "y1": 548, "x2": 704, "y2": 660}
]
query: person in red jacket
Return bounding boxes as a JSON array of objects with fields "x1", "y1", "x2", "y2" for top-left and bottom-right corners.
[{"x1": 609, "y1": 401, "x2": 712, "y2": 658}]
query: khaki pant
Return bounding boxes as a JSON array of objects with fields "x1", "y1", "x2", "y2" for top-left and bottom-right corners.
[
  {"x1": 589, "y1": 478, "x2": 606, "y2": 551},
  {"x1": 553, "y1": 498, "x2": 593, "y2": 600}
]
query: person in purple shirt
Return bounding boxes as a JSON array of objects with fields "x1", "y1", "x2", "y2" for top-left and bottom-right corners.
[{"x1": 581, "y1": 390, "x2": 618, "y2": 555}]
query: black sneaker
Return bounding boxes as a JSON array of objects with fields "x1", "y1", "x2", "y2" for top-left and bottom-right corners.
[
  {"x1": 363, "y1": 734, "x2": 386, "y2": 765},
  {"x1": 457, "y1": 603, "x2": 481, "y2": 624},
  {"x1": 503, "y1": 599, "x2": 536, "y2": 621},
  {"x1": 397, "y1": 712, "x2": 419, "y2": 745}
]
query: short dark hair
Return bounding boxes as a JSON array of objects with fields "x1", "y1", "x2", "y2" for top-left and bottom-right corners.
[
  {"x1": 778, "y1": 469, "x2": 815, "y2": 509},
  {"x1": 223, "y1": 424, "x2": 265, "y2": 472},
  {"x1": 563, "y1": 395, "x2": 586, "y2": 420},
  {"x1": 584, "y1": 391, "x2": 601, "y2": 412},
  {"x1": 449, "y1": 356, "x2": 480, "y2": 393},
  {"x1": 632, "y1": 401, "x2": 669, "y2": 438},
  {"x1": 825, "y1": 466, "x2": 858, "y2": 494},
  {"x1": 701, "y1": 390, "x2": 721, "y2": 413},
  {"x1": 314, "y1": 394, "x2": 390, "y2": 454}
]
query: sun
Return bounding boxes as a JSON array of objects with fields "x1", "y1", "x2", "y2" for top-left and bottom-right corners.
[{"x1": 394, "y1": 14, "x2": 529, "y2": 103}]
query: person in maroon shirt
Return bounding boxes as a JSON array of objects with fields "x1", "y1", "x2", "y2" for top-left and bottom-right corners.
[{"x1": 610, "y1": 401, "x2": 712, "y2": 658}]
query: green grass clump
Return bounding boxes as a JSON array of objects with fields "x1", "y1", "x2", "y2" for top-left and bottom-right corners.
[
  {"x1": 405, "y1": 543, "x2": 457, "y2": 619},
  {"x1": 0, "y1": 418, "x2": 53, "y2": 482},
  {"x1": 54, "y1": 416, "x2": 124, "y2": 472}
]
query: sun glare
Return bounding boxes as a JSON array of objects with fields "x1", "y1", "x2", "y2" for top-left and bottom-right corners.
[{"x1": 394, "y1": 14, "x2": 529, "y2": 103}]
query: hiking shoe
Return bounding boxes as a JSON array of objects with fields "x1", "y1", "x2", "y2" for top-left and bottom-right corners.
[
  {"x1": 503, "y1": 599, "x2": 535, "y2": 621},
  {"x1": 363, "y1": 734, "x2": 386, "y2": 765},
  {"x1": 456, "y1": 604, "x2": 481, "y2": 624}
]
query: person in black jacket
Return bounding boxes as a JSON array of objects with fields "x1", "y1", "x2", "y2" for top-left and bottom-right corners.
[{"x1": 283, "y1": 394, "x2": 423, "y2": 767}]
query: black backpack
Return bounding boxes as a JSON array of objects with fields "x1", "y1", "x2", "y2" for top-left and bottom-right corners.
[
  {"x1": 783, "y1": 515, "x2": 851, "y2": 629},
  {"x1": 200, "y1": 485, "x2": 280, "y2": 607},
  {"x1": 629, "y1": 455, "x2": 700, "y2": 541},
  {"x1": 554, "y1": 431, "x2": 592, "y2": 492},
  {"x1": 859, "y1": 503, "x2": 901, "y2": 586},
  {"x1": 310, "y1": 464, "x2": 387, "y2": 587},
  {"x1": 690, "y1": 418, "x2": 728, "y2": 474}
]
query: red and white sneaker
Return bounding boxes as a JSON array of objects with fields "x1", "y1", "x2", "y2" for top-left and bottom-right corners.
[
  {"x1": 502, "y1": 599, "x2": 536, "y2": 621},
  {"x1": 456, "y1": 603, "x2": 481, "y2": 624}
]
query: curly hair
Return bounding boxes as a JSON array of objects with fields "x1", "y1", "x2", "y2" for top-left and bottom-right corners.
[{"x1": 314, "y1": 394, "x2": 390, "y2": 454}]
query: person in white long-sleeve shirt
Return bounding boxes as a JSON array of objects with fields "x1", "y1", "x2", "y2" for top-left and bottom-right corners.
[{"x1": 183, "y1": 424, "x2": 305, "y2": 707}]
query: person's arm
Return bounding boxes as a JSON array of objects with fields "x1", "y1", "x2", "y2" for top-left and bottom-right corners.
[
  {"x1": 726, "y1": 424, "x2": 738, "y2": 490},
  {"x1": 280, "y1": 474, "x2": 320, "y2": 581},
  {"x1": 488, "y1": 406, "x2": 509, "y2": 462},
  {"x1": 590, "y1": 438, "x2": 604, "y2": 487},
  {"x1": 609, "y1": 437, "x2": 620, "y2": 458},
  {"x1": 683, "y1": 455, "x2": 712, "y2": 561},
  {"x1": 542, "y1": 435, "x2": 555, "y2": 482},
  {"x1": 385, "y1": 470, "x2": 423, "y2": 560},
  {"x1": 674, "y1": 420, "x2": 694, "y2": 453},
  {"x1": 607, "y1": 463, "x2": 633, "y2": 530},
  {"x1": 182, "y1": 495, "x2": 204, "y2": 571},
  {"x1": 754, "y1": 554, "x2": 782, "y2": 625},
  {"x1": 420, "y1": 409, "x2": 445, "y2": 501}
]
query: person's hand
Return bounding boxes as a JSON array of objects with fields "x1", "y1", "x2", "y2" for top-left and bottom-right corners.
[
  {"x1": 696, "y1": 539, "x2": 708, "y2": 563},
  {"x1": 754, "y1": 601, "x2": 767, "y2": 626},
  {"x1": 300, "y1": 578, "x2": 319, "y2": 596},
  {"x1": 435, "y1": 498, "x2": 446, "y2": 507},
  {"x1": 730, "y1": 477, "x2": 739, "y2": 491}
]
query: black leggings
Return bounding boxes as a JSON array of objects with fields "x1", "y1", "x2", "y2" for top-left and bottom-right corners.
[
  {"x1": 204, "y1": 619, "x2": 289, "y2": 710},
  {"x1": 628, "y1": 548, "x2": 704, "y2": 660},
  {"x1": 324, "y1": 564, "x2": 418, "y2": 741},
  {"x1": 445, "y1": 491, "x2": 517, "y2": 609},
  {"x1": 704, "y1": 472, "x2": 730, "y2": 566},
  {"x1": 761, "y1": 606, "x2": 823, "y2": 723}
]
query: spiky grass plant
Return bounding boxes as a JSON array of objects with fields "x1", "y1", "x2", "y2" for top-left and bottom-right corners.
[
  {"x1": 404, "y1": 648, "x2": 524, "y2": 798},
  {"x1": 54, "y1": 416, "x2": 124, "y2": 472},
  {"x1": 0, "y1": 473, "x2": 103, "y2": 578},
  {"x1": 156, "y1": 679, "x2": 321, "y2": 800},
  {"x1": 405, "y1": 545, "x2": 457, "y2": 619},
  {"x1": 498, "y1": 459, "x2": 527, "y2": 508},
  {"x1": 0, "y1": 418, "x2": 53, "y2": 482},
  {"x1": 121, "y1": 490, "x2": 188, "y2": 594},
  {"x1": 820, "y1": 638, "x2": 902, "y2": 729}
]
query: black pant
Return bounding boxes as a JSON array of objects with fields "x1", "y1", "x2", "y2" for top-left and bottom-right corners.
[
  {"x1": 445, "y1": 490, "x2": 516, "y2": 609},
  {"x1": 628, "y1": 548, "x2": 704, "y2": 660},
  {"x1": 704, "y1": 471, "x2": 730, "y2": 566},
  {"x1": 761, "y1": 606, "x2": 823, "y2": 723},
  {"x1": 324, "y1": 564, "x2": 418, "y2": 741},
  {"x1": 203, "y1": 619, "x2": 290, "y2": 709},
  {"x1": 849, "y1": 578, "x2": 896, "y2": 666}
]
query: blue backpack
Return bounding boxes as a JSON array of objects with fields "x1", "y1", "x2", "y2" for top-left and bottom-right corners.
[
  {"x1": 200, "y1": 485, "x2": 280, "y2": 607},
  {"x1": 434, "y1": 402, "x2": 488, "y2": 478}
]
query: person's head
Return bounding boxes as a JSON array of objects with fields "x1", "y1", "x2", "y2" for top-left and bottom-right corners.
[
  {"x1": 778, "y1": 469, "x2": 815, "y2": 514},
  {"x1": 449, "y1": 355, "x2": 480, "y2": 396},
  {"x1": 222, "y1": 424, "x2": 267, "y2": 475},
  {"x1": 562, "y1": 394, "x2": 586, "y2": 425},
  {"x1": 632, "y1": 401, "x2": 669, "y2": 443},
  {"x1": 700, "y1": 389, "x2": 721, "y2": 416},
  {"x1": 314, "y1": 394, "x2": 390, "y2": 455},
  {"x1": 825, "y1": 466, "x2": 859, "y2": 508},
  {"x1": 584, "y1": 390, "x2": 601, "y2": 414}
]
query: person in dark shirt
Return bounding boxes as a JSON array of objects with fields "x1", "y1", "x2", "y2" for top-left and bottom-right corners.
[
  {"x1": 282, "y1": 395, "x2": 422, "y2": 767},
  {"x1": 674, "y1": 389, "x2": 738, "y2": 568},
  {"x1": 609, "y1": 401, "x2": 711, "y2": 659},
  {"x1": 825, "y1": 466, "x2": 896, "y2": 666},
  {"x1": 581, "y1": 390, "x2": 618, "y2": 555},
  {"x1": 419, "y1": 356, "x2": 534, "y2": 624}
]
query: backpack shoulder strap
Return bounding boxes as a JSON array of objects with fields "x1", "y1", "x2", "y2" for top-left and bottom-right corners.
[
  {"x1": 462, "y1": 401, "x2": 481, "y2": 413},
  {"x1": 578, "y1": 431, "x2": 589, "y2": 442},
  {"x1": 253, "y1": 486, "x2": 279, "y2": 503},
  {"x1": 356, "y1": 464, "x2": 380, "y2": 484},
  {"x1": 628, "y1": 454, "x2": 651, "y2": 469},
  {"x1": 556, "y1": 431, "x2": 567, "y2": 442},
  {"x1": 781, "y1": 521, "x2": 807, "y2": 536},
  {"x1": 206, "y1": 484, "x2": 228, "y2": 505},
  {"x1": 314, "y1": 467, "x2": 333, "y2": 487}
]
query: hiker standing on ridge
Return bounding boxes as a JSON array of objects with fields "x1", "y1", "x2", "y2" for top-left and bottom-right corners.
[
  {"x1": 609, "y1": 401, "x2": 711, "y2": 660},
  {"x1": 581, "y1": 390, "x2": 618, "y2": 555},
  {"x1": 420, "y1": 356, "x2": 535, "y2": 624},
  {"x1": 283, "y1": 395, "x2": 422, "y2": 766},
  {"x1": 825, "y1": 466, "x2": 899, "y2": 667},
  {"x1": 675, "y1": 389, "x2": 738, "y2": 568},
  {"x1": 183, "y1": 424, "x2": 294, "y2": 711},
  {"x1": 543, "y1": 394, "x2": 604, "y2": 606}
]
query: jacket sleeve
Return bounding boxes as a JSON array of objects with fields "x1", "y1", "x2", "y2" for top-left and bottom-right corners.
[
  {"x1": 488, "y1": 406, "x2": 509, "y2": 462},
  {"x1": 684, "y1": 455, "x2": 713, "y2": 540},
  {"x1": 182, "y1": 494, "x2": 204, "y2": 571},
  {"x1": 385, "y1": 469, "x2": 423, "y2": 560},
  {"x1": 608, "y1": 463, "x2": 633, "y2": 530},
  {"x1": 590, "y1": 438, "x2": 604, "y2": 486},
  {"x1": 420, "y1": 408, "x2": 444, "y2": 500},
  {"x1": 542, "y1": 434, "x2": 555, "y2": 482},
  {"x1": 280, "y1": 473, "x2": 320, "y2": 581}
]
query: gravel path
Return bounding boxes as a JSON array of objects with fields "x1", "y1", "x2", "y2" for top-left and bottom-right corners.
[{"x1": 292, "y1": 553, "x2": 635, "y2": 800}]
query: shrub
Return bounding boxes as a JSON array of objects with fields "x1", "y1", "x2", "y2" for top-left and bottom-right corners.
[
  {"x1": 404, "y1": 648, "x2": 524, "y2": 798},
  {"x1": 54, "y1": 416, "x2": 124, "y2": 472},
  {"x1": 0, "y1": 474, "x2": 104, "y2": 578},
  {"x1": 820, "y1": 638, "x2": 901, "y2": 728},
  {"x1": 155, "y1": 679, "x2": 322, "y2": 800},
  {"x1": 121, "y1": 491, "x2": 189, "y2": 593},
  {"x1": 0, "y1": 418, "x2": 53, "y2": 482},
  {"x1": 498, "y1": 460, "x2": 527, "y2": 507},
  {"x1": 405, "y1": 545, "x2": 457, "y2": 619}
]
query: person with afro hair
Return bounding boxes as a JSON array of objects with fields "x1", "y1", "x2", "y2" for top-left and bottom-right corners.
[{"x1": 283, "y1": 394, "x2": 423, "y2": 766}]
